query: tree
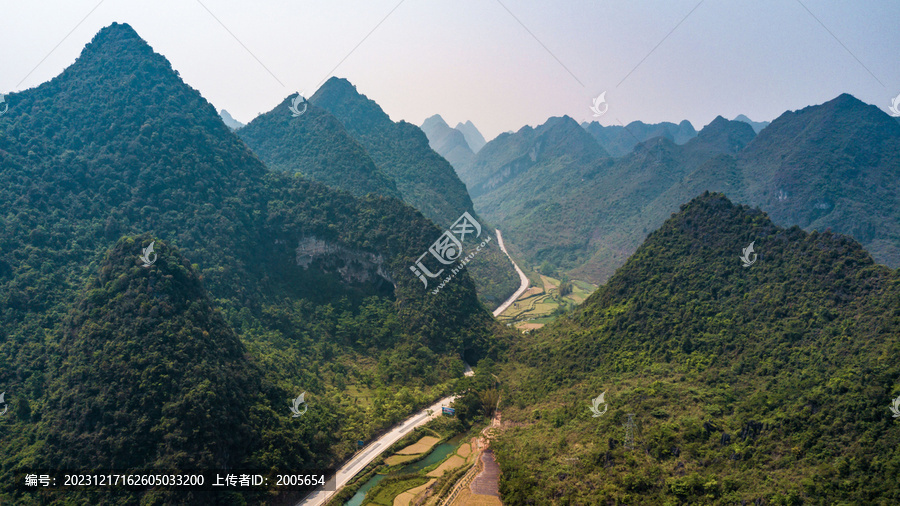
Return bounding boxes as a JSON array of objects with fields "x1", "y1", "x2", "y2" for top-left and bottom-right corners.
[{"x1": 479, "y1": 388, "x2": 500, "y2": 419}]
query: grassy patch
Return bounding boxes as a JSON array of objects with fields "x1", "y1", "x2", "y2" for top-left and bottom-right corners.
[
  {"x1": 364, "y1": 475, "x2": 428, "y2": 506},
  {"x1": 395, "y1": 436, "x2": 440, "y2": 455},
  {"x1": 383, "y1": 453, "x2": 421, "y2": 466}
]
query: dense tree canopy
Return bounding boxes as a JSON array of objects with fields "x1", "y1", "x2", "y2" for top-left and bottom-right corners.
[
  {"x1": 494, "y1": 193, "x2": 900, "y2": 504},
  {"x1": 0, "y1": 22, "x2": 508, "y2": 504}
]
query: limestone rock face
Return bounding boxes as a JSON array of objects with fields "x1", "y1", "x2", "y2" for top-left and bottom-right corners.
[{"x1": 295, "y1": 236, "x2": 395, "y2": 288}]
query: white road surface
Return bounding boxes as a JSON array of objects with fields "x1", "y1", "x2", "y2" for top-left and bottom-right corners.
[
  {"x1": 492, "y1": 229, "x2": 530, "y2": 317},
  {"x1": 295, "y1": 232, "x2": 525, "y2": 506},
  {"x1": 296, "y1": 367, "x2": 474, "y2": 506}
]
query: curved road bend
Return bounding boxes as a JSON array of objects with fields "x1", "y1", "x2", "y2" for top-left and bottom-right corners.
[
  {"x1": 492, "y1": 229, "x2": 530, "y2": 317},
  {"x1": 296, "y1": 367, "x2": 474, "y2": 506},
  {"x1": 296, "y1": 229, "x2": 526, "y2": 505}
]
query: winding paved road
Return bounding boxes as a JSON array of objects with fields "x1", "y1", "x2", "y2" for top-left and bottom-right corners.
[
  {"x1": 492, "y1": 229, "x2": 530, "y2": 317},
  {"x1": 296, "y1": 367, "x2": 474, "y2": 506},
  {"x1": 296, "y1": 230, "x2": 525, "y2": 505}
]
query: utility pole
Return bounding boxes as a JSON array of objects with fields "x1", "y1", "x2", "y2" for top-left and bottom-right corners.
[{"x1": 624, "y1": 413, "x2": 635, "y2": 451}]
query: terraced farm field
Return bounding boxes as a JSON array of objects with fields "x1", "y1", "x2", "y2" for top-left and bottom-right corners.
[{"x1": 496, "y1": 274, "x2": 596, "y2": 331}]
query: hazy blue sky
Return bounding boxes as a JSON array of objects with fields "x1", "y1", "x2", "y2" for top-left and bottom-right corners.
[{"x1": 2, "y1": 1, "x2": 898, "y2": 139}]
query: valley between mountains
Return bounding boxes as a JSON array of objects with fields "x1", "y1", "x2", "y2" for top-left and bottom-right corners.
[{"x1": 0, "y1": 21, "x2": 898, "y2": 506}]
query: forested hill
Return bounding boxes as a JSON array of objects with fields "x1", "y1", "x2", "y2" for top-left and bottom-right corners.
[
  {"x1": 238, "y1": 96, "x2": 401, "y2": 199},
  {"x1": 646, "y1": 93, "x2": 900, "y2": 270},
  {"x1": 306, "y1": 77, "x2": 519, "y2": 309},
  {"x1": 309, "y1": 77, "x2": 474, "y2": 228},
  {"x1": 42, "y1": 237, "x2": 294, "y2": 505},
  {"x1": 0, "y1": 22, "x2": 505, "y2": 504},
  {"x1": 471, "y1": 94, "x2": 900, "y2": 287},
  {"x1": 495, "y1": 192, "x2": 900, "y2": 504}
]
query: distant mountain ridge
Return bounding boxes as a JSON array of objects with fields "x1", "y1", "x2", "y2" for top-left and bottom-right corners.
[
  {"x1": 470, "y1": 94, "x2": 900, "y2": 283},
  {"x1": 463, "y1": 115, "x2": 608, "y2": 200},
  {"x1": 733, "y1": 113, "x2": 770, "y2": 133},
  {"x1": 219, "y1": 108, "x2": 245, "y2": 130},
  {"x1": 466, "y1": 114, "x2": 748, "y2": 282},
  {"x1": 420, "y1": 114, "x2": 475, "y2": 171},
  {"x1": 456, "y1": 119, "x2": 487, "y2": 152},
  {"x1": 582, "y1": 119, "x2": 697, "y2": 157}
]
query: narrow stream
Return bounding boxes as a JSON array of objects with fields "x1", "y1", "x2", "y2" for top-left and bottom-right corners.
[{"x1": 344, "y1": 433, "x2": 466, "y2": 506}]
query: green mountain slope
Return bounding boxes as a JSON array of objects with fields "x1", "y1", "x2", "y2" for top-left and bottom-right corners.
[
  {"x1": 40, "y1": 237, "x2": 309, "y2": 504},
  {"x1": 464, "y1": 115, "x2": 608, "y2": 203},
  {"x1": 470, "y1": 115, "x2": 751, "y2": 282},
  {"x1": 307, "y1": 77, "x2": 518, "y2": 309},
  {"x1": 494, "y1": 192, "x2": 900, "y2": 504},
  {"x1": 238, "y1": 96, "x2": 401, "y2": 199},
  {"x1": 309, "y1": 77, "x2": 473, "y2": 228},
  {"x1": 0, "y1": 22, "x2": 505, "y2": 504},
  {"x1": 647, "y1": 94, "x2": 900, "y2": 270},
  {"x1": 46, "y1": 237, "x2": 258, "y2": 472}
]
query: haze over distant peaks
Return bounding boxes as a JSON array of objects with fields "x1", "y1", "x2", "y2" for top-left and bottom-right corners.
[
  {"x1": 581, "y1": 119, "x2": 697, "y2": 157},
  {"x1": 733, "y1": 113, "x2": 770, "y2": 133},
  {"x1": 218, "y1": 109, "x2": 244, "y2": 130},
  {"x1": 462, "y1": 114, "x2": 609, "y2": 201},
  {"x1": 420, "y1": 114, "x2": 475, "y2": 171},
  {"x1": 455, "y1": 120, "x2": 487, "y2": 153}
]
